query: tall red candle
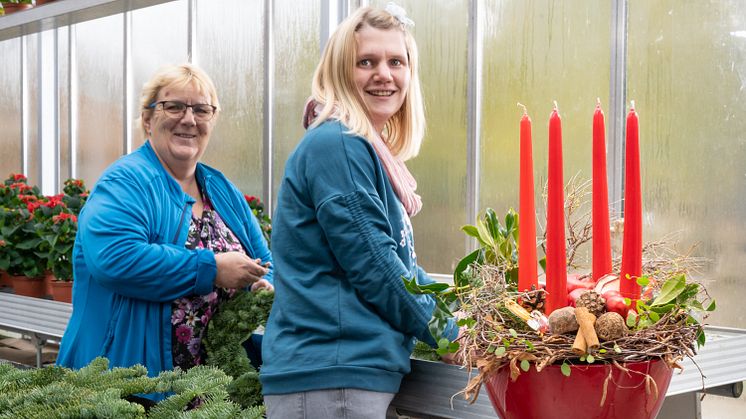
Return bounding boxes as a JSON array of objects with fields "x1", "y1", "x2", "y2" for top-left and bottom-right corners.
[
  {"x1": 620, "y1": 101, "x2": 642, "y2": 303},
  {"x1": 545, "y1": 103, "x2": 567, "y2": 314},
  {"x1": 518, "y1": 104, "x2": 538, "y2": 292},
  {"x1": 592, "y1": 99, "x2": 612, "y2": 282}
]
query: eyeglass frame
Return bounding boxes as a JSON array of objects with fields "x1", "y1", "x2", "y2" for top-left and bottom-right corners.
[{"x1": 147, "y1": 100, "x2": 218, "y2": 122}]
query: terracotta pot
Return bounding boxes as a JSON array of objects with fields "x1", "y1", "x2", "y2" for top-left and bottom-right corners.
[
  {"x1": 1, "y1": 2, "x2": 34, "y2": 14},
  {"x1": 0, "y1": 271, "x2": 12, "y2": 288},
  {"x1": 485, "y1": 359, "x2": 673, "y2": 419},
  {"x1": 10, "y1": 275, "x2": 46, "y2": 298},
  {"x1": 44, "y1": 271, "x2": 55, "y2": 296},
  {"x1": 35, "y1": 0, "x2": 55, "y2": 5},
  {"x1": 51, "y1": 280, "x2": 73, "y2": 303}
]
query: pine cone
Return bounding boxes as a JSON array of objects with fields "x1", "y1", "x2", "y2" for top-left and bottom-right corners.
[
  {"x1": 519, "y1": 285, "x2": 546, "y2": 313},
  {"x1": 575, "y1": 290, "x2": 606, "y2": 318}
]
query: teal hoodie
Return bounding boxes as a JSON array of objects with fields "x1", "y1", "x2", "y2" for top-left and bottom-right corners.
[{"x1": 261, "y1": 120, "x2": 455, "y2": 395}]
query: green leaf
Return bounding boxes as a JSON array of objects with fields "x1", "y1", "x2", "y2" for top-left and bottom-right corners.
[
  {"x1": 705, "y1": 300, "x2": 717, "y2": 312},
  {"x1": 648, "y1": 311, "x2": 660, "y2": 322},
  {"x1": 580, "y1": 355, "x2": 586, "y2": 362},
  {"x1": 626, "y1": 311, "x2": 638, "y2": 328},
  {"x1": 697, "y1": 329, "x2": 707, "y2": 347},
  {"x1": 636, "y1": 276, "x2": 650, "y2": 287},
  {"x1": 599, "y1": 349, "x2": 607, "y2": 354},
  {"x1": 461, "y1": 225, "x2": 480, "y2": 239},
  {"x1": 586, "y1": 355, "x2": 595, "y2": 363},
  {"x1": 623, "y1": 297, "x2": 632, "y2": 306},
  {"x1": 524, "y1": 340, "x2": 534, "y2": 351},
  {"x1": 613, "y1": 344, "x2": 622, "y2": 353},
  {"x1": 560, "y1": 362, "x2": 571, "y2": 377},
  {"x1": 651, "y1": 275, "x2": 686, "y2": 306},
  {"x1": 453, "y1": 248, "x2": 480, "y2": 288},
  {"x1": 495, "y1": 346, "x2": 506, "y2": 356},
  {"x1": 520, "y1": 360, "x2": 530, "y2": 372},
  {"x1": 509, "y1": 329, "x2": 518, "y2": 338}
]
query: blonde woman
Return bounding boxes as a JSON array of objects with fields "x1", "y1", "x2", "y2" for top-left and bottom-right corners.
[{"x1": 261, "y1": 4, "x2": 456, "y2": 418}]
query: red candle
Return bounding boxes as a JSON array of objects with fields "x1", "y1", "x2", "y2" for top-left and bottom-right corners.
[
  {"x1": 545, "y1": 103, "x2": 567, "y2": 314},
  {"x1": 592, "y1": 99, "x2": 612, "y2": 282},
  {"x1": 518, "y1": 104, "x2": 538, "y2": 292},
  {"x1": 620, "y1": 101, "x2": 642, "y2": 303}
]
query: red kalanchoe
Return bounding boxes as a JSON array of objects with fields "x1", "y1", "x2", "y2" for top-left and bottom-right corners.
[
  {"x1": 52, "y1": 213, "x2": 77, "y2": 224},
  {"x1": 11, "y1": 173, "x2": 27, "y2": 182},
  {"x1": 244, "y1": 195, "x2": 257, "y2": 204},
  {"x1": 0, "y1": 239, "x2": 6, "y2": 247},
  {"x1": 26, "y1": 201, "x2": 42, "y2": 213},
  {"x1": 18, "y1": 194, "x2": 38, "y2": 203}
]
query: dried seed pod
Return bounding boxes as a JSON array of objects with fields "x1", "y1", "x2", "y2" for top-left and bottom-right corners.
[
  {"x1": 575, "y1": 290, "x2": 607, "y2": 318},
  {"x1": 548, "y1": 306, "x2": 579, "y2": 335},
  {"x1": 594, "y1": 311, "x2": 628, "y2": 341}
]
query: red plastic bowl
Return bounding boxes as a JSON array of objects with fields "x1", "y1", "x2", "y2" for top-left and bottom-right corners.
[{"x1": 485, "y1": 359, "x2": 673, "y2": 419}]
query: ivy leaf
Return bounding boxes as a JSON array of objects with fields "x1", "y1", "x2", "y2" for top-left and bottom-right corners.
[
  {"x1": 560, "y1": 362, "x2": 571, "y2": 377},
  {"x1": 495, "y1": 346, "x2": 506, "y2": 357},
  {"x1": 626, "y1": 311, "x2": 638, "y2": 328},
  {"x1": 613, "y1": 344, "x2": 622, "y2": 353},
  {"x1": 636, "y1": 276, "x2": 650, "y2": 287},
  {"x1": 509, "y1": 329, "x2": 518, "y2": 338},
  {"x1": 520, "y1": 360, "x2": 530, "y2": 372},
  {"x1": 586, "y1": 355, "x2": 595, "y2": 363}
]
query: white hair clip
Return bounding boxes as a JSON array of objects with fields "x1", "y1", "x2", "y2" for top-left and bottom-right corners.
[{"x1": 385, "y1": 2, "x2": 415, "y2": 28}]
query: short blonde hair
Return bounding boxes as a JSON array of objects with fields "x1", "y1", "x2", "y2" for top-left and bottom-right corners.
[
  {"x1": 137, "y1": 63, "x2": 221, "y2": 137},
  {"x1": 310, "y1": 6, "x2": 425, "y2": 161}
]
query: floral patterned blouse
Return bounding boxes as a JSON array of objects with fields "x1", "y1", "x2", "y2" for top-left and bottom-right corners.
[{"x1": 171, "y1": 196, "x2": 244, "y2": 370}]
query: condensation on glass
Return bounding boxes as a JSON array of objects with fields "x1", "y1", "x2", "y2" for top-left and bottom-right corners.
[
  {"x1": 131, "y1": 0, "x2": 189, "y2": 150},
  {"x1": 480, "y1": 0, "x2": 612, "y2": 269},
  {"x1": 58, "y1": 26, "x2": 71, "y2": 183},
  {"x1": 25, "y1": 34, "x2": 41, "y2": 187},
  {"x1": 0, "y1": 38, "x2": 22, "y2": 177},
  {"x1": 271, "y1": 0, "x2": 321, "y2": 203},
  {"x1": 628, "y1": 0, "x2": 746, "y2": 329},
  {"x1": 74, "y1": 14, "x2": 125, "y2": 186},
  {"x1": 196, "y1": 0, "x2": 264, "y2": 197}
]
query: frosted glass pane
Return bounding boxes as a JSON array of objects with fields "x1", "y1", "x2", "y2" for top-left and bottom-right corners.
[
  {"x1": 131, "y1": 0, "x2": 189, "y2": 149},
  {"x1": 629, "y1": 0, "x2": 746, "y2": 328},
  {"x1": 480, "y1": 0, "x2": 611, "y2": 268},
  {"x1": 0, "y1": 38, "x2": 22, "y2": 177},
  {"x1": 196, "y1": 0, "x2": 264, "y2": 196},
  {"x1": 370, "y1": 0, "x2": 469, "y2": 274},
  {"x1": 26, "y1": 34, "x2": 41, "y2": 187},
  {"x1": 271, "y1": 0, "x2": 320, "y2": 204},
  {"x1": 58, "y1": 27, "x2": 71, "y2": 184},
  {"x1": 75, "y1": 15, "x2": 125, "y2": 186}
]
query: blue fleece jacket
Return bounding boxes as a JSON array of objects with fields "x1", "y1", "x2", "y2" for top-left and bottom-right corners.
[
  {"x1": 57, "y1": 141, "x2": 272, "y2": 386},
  {"x1": 261, "y1": 120, "x2": 455, "y2": 395}
]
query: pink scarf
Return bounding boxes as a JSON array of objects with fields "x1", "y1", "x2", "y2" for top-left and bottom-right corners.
[{"x1": 303, "y1": 98, "x2": 422, "y2": 217}]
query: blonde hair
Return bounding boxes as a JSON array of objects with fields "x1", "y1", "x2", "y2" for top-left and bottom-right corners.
[
  {"x1": 310, "y1": 6, "x2": 425, "y2": 161},
  {"x1": 137, "y1": 63, "x2": 221, "y2": 137}
]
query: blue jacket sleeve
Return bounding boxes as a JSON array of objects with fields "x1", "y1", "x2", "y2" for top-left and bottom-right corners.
[{"x1": 79, "y1": 176, "x2": 216, "y2": 302}]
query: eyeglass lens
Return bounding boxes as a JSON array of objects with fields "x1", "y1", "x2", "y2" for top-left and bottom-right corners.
[{"x1": 160, "y1": 101, "x2": 215, "y2": 121}]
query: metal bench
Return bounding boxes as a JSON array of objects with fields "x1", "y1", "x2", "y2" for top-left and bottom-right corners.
[{"x1": 0, "y1": 292, "x2": 72, "y2": 368}]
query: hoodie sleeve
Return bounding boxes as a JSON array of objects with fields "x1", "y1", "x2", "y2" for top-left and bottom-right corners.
[
  {"x1": 78, "y1": 176, "x2": 215, "y2": 302},
  {"x1": 303, "y1": 129, "x2": 449, "y2": 346}
]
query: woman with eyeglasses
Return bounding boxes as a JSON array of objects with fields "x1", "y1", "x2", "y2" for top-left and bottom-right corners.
[{"x1": 57, "y1": 64, "x2": 272, "y2": 399}]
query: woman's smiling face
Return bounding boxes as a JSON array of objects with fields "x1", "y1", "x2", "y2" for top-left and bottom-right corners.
[{"x1": 353, "y1": 26, "x2": 411, "y2": 134}]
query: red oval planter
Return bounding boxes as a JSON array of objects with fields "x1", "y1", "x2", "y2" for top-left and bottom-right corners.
[
  {"x1": 485, "y1": 359, "x2": 673, "y2": 419},
  {"x1": 1, "y1": 2, "x2": 33, "y2": 15},
  {"x1": 10, "y1": 275, "x2": 46, "y2": 298},
  {"x1": 51, "y1": 280, "x2": 73, "y2": 303}
]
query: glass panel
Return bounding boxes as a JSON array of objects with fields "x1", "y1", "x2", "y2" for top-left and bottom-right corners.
[
  {"x1": 628, "y1": 0, "x2": 746, "y2": 330},
  {"x1": 58, "y1": 26, "x2": 71, "y2": 184},
  {"x1": 0, "y1": 38, "x2": 22, "y2": 177},
  {"x1": 196, "y1": 0, "x2": 264, "y2": 196},
  {"x1": 25, "y1": 34, "x2": 42, "y2": 188},
  {"x1": 271, "y1": 0, "x2": 321, "y2": 205},
  {"x1": 369, "y1": 0, "x2": 469, "y2": 274},
  {"x1": 480, "y1": 0, "x2": 612, "y2": 269},
  {"x1": 131, "y1": 0, "x2": 189, "y2": 149},
  {"x1": 75, "y1": 15, "x2": 125, "y2": 186}
]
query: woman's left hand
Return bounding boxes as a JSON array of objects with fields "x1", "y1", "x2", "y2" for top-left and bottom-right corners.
[{"x1": 251, "y1": 278, "x2": 274, "y2": 292}]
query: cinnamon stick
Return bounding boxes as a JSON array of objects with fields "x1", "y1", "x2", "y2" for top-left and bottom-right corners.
[
  {"x1": 574, "y1": 307, "x2": 600, "y2": 350},
  {"x1": 572, "y1": 328, "x2": 587, "y2": 355}
]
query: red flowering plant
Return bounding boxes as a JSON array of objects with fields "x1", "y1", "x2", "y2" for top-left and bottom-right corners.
[
  {"x1": 62, "y1": 178, "x2": 89, "y2": 215},
  {"x1": 0, "y1": 173, "x2": 44, "y2": 277},
  {"x1": 244, "y1": 195, "x2": 272, "y2": 246}
]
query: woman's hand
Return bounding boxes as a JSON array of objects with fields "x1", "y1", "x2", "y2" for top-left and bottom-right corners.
[
  {"x1": 251, "y1": 278, "x2": 274, "y2": 292},
  {"x1": 214, "y1": 252, "x2": 269, "y2": 289}
]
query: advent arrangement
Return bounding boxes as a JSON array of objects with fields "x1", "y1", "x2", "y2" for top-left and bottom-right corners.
[{"x1": 411, "y1": 100, "x2": 715, "y2": 419}]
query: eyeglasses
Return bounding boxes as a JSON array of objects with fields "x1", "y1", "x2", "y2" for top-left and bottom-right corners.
[{"x1": 148, "y1": 101, "x2": 217, "y2": 122}]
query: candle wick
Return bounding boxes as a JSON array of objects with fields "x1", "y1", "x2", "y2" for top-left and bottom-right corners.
[
  {"x1": 597, "y1": 97, "x2": 601, "y2": 107},
  {"x1": 553, "y1": 100, "x2": 559, "y2": 111},
  {"x1": 630, "y1": 99, "x2": 635, "y2": 110},
  {"x1": 517, "y1": 102, "x2": 527, "y2": 115}
]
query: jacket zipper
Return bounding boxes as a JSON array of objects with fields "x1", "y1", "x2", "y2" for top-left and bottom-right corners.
[{"x1": 172, "y1": 202, "x2": 190, "y2": 244}]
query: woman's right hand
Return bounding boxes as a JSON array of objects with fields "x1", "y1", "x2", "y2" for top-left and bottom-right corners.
[{"x1": 214, "y1": 252, "x2": 269, "y2": 289}]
